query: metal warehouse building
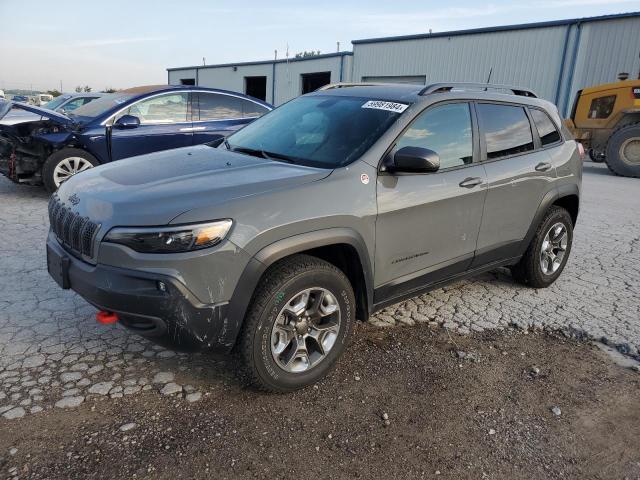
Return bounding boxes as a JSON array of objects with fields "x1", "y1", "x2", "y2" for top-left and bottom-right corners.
[{"x1": 167, "y1": 12, "x2": 640, "y2": 115}]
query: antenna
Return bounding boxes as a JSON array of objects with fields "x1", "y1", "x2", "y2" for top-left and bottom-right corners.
[{"x1": 485, "y1": 67, "x2": 493, "y2": 91}]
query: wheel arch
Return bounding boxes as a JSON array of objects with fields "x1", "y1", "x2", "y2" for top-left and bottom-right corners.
[
  {"x1": 227, "y1": 228, "x2": 374, "y2": 348},
  {"x1": 519, "y1": 185, "x2": 579, "y2": 256}
]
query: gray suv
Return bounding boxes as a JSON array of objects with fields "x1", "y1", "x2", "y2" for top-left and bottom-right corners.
[{"x1": 46, "y1": 82, "x2": 582, "y2": 391}]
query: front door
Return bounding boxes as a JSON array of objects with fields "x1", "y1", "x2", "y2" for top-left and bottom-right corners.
[
  {"x1": 472, "y1": 103, "x2": 559, "y2": 266},
  {"x1": 375, "y1": 102, "x2": 488, "y2": 303},
  {"x1": 109, "y1": 92, "x2": 193, "y2": 161}
]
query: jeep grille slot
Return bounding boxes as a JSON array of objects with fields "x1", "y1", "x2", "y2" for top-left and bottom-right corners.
[{"x1": 48, "y1": 195, "x2": 100, "y2": 259}]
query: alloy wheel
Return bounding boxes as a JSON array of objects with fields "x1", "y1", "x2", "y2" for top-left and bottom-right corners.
[
  {"x1": 270, "y1": 287, "x2": 341, "y2": 373},
  {"x1": 53, "y1": 157, "x2": 94, "y2": 187},
  {"x1": 540, "y1": 222, "x2": 568, "y2": 275}
]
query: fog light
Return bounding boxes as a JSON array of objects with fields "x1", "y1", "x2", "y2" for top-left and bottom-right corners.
[{"x1": 157, "y1": 281, "x2": 167, "y2": 292}]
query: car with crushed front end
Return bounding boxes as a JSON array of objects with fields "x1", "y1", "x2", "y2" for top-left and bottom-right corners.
[
  {"x1": 46, "y1": 82, "x2": 582, "y2": 392},
  {"x1": 0, "y1": 93, "x2": 105, "y2": 127},
  {"x1": 0, "y1": 85, "x2": 271, "y2": 192}
]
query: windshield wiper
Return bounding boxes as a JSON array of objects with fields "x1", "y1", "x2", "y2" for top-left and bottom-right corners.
[{"x1": 230, "y1": 146, "x2": 299, "y2": 164}]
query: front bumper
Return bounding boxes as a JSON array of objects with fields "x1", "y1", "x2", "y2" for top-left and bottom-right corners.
[{"x1": 46, "y1": 233, "x2": 239, "y2": 353}]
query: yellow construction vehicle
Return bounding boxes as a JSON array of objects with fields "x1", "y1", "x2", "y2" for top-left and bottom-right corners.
[{"x1": 566, "y1": 74, "x2": 640, "y2": 177}]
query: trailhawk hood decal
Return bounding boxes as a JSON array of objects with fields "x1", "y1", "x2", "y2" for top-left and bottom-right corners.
[{"x1": 56, "y1": 145, "x2": 332, "y2": 227}]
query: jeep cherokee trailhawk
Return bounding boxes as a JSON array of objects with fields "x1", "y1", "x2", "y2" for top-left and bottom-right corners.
[{"x1": 46, "y1": 82, "x2": 582, "y2": 391}]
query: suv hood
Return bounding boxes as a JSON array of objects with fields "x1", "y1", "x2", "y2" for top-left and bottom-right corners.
[
  {"x1": 0, "y1": 100, "x2": 74, "y2": 126},
  {"x1": 57, "y1": 145, "x2": 332, "y2": 227}
]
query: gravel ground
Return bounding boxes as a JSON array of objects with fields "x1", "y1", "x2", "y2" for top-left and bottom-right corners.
[
  {"x1": 0, "y1": 162, "x2": 638, "y2": 424},
  {"x1": 1, "y1": 325, "x2": 639, "y2": 479}
]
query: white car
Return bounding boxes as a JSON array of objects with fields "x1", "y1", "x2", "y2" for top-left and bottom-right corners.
[{"x1": 35, "y1": 94, "x2": 54, "y2": 106}]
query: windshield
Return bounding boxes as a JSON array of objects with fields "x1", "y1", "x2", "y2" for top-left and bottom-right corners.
[
  {"x1": 43, "y1": 95, "x2": 72, "y2": 110},
  {"x1": 226, "y1": 95, "x2": 406, "y2": 168},
  {"x1": 69, "y1": 93, "x2": 135, "y2": 120}
]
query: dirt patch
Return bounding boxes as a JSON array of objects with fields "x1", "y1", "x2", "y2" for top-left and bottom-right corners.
[{"x1": 1, "y1": 324, "x2": 639, "y2": 479}]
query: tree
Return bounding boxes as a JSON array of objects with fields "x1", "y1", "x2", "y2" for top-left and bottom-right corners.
[
  {"x1": 294, "y1": 50, "x2": 321, "y2": 58},
  {"x1": 75, "y1": 85, "x2": 92, "y2": 92},
  {"x1": 46, "y1": 89, "x2": 62, "y2": 97},
  {"x1": 101, "y1": 87, "x2": 118, "y2": 93}
]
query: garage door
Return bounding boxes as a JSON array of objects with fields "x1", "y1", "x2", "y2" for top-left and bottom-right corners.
[{"x1": 361, "y1": 75, "x2": 426, "y2": 85}]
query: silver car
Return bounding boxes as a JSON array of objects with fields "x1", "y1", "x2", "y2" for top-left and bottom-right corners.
[{"x1": 46, "y1": 82, "x2": 583, "y2": 391}]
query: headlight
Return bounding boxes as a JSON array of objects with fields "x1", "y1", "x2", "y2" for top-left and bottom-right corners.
[{"x1": 103, "y1": 220, "x2": 232, "y2": 253}]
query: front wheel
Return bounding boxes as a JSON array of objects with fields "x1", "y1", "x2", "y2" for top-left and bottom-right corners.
[
  {"x1": 236, "y1": 254, "x2": 355, "y2": 392},
  {"x1": 42, "y1": 148, "x2": 100, "y2": 193},
  {"x1": 511, "y1": 206, "x2": 573, "y2": 288}
]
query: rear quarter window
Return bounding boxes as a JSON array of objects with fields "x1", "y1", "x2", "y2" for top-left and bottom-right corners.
[
  {"x1": 477, "y1": 103, "x2": 534, "y2": 159},
  {"x1": 530, "y1": 109, "x2": 561, "y2": 146}
]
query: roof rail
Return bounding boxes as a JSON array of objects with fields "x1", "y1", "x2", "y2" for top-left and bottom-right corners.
[
  {"x1": 317, "y1": 82, "x2": 389, "y2": 91},
  {"x1": 420, "y1": 82, "x2": 538, "y2": 98}
]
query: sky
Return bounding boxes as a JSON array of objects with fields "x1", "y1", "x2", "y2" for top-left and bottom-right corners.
[{"x1": 1, "y1": 0, "x2": 639, "y2": 93}]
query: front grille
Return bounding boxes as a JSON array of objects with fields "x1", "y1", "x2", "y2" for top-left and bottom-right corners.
[{"x1": 48, "y1": 194, "x2": 100, "y2": 259}]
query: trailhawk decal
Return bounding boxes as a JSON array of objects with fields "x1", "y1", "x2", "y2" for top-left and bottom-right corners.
[{"x1": 361, "y1": 100, "x2": 409, "y2": 113}]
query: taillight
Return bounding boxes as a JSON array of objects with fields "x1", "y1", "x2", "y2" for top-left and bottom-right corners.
[{"x1": 577, "y1": 142, "x2": 586, "y2": 161}]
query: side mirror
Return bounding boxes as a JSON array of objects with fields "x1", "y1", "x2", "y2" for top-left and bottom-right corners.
[
  {"x1": 113, "y1": 114, "x2": 140, "y2": 129},
  {"x1": 391, "y1": 146, "x2": 440, "y2": 173}
]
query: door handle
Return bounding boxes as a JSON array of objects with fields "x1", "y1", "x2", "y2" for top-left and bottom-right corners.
[
  {"x1": 459, "y1": 177, "x2": 483, "y2": 188},
  {"x1": 535, "y1": 162, "x2": 552, "y2": 172},
  {"x1": 179, "y1": 126, "x2": 206, "y2": 132}
]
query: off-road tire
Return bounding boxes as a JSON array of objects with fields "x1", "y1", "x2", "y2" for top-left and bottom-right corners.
[
  {"x1": 236, "y1": 254, "x2": 356, "y2": 392},
  {"x1": 511, "y1": 206, "x2": 573, "y2": 288},
  {"x1": 42, "y1": 148, "x2": 100, "y2": 193},
  {"x1": 605, "y1": 122, "x2": 640, "y2": 178}
]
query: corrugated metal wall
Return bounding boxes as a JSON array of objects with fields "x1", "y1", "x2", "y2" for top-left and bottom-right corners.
[
  {"x1": 168, "y1": 15, "x2": 640, "y2": 115},
  {"x1": 274, "y1": 55, "x2": 352, "y2": 105},
  {"x1": 353, "y1": 15, "x2": 640, "y2": 116},
  {"x1": 560, "y1": 17, "x2": 640, "y2": 113},
  {"x1": 352, "y1": 27, "x2": 568, "y2": 102},
  {"x1": 168, "y1": 55, "x2": 352, "y2": 106}
]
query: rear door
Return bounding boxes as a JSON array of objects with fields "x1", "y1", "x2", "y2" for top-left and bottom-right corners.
[
  {"x1": 472, "y1": 102, "x2": 558, "y2": 266},
  {"x1": 375, "y1": 102, "x2": 488, "y2": 301},
  {"x1": 191, "y1": 91, "x2": 269, "y2": 145},
  {"x1": 109, "y1": 92, "x2": 193, "y2": 161}
]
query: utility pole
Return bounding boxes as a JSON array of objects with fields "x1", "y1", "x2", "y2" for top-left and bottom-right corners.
[
  {"x1": 60, "y1": 80, "x2": 63, "y2": 93},
  {"x1": 337, "y1": 41, "x2": 340, "y2": 52}
]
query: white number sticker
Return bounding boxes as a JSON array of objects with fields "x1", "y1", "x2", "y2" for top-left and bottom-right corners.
[{"x1": 361, "y1": 100, "x2": 409, "y2": 113}]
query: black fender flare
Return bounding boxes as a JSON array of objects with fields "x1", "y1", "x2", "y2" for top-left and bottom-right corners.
[
  {"x1": 224, "y1": 228, "x2": 374, "y2": 349},
  {"x1": 518, "y1": 184, "x2": 579, "y2": 255}
]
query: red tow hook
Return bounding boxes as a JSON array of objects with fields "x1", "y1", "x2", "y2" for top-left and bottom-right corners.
[{"x1": 96, "y1": 310, "x2": 119, "y2": 325}]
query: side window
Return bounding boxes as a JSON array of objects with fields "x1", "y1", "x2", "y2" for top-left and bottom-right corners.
[
  {"x1": 116, "y1": 93, "x2": 188, "y2": 124},
  {"x1": 196, "y1": 93, "x2": 242, "y2": 121},
  {"x1": 530, "y1": 109, "x2": 561, "y2": 146},
  {"x1": 241, "y1": 99, "x2": 269, "y2": 118},
  {"x1": 477, "y1": 104, "x2": 534, "y2": 159},
  {"x1": 196, "y1": 93, "x2": 269, "y2": 121},
  {"x1": 588, "y1": 95, "x2": 616, "y2": 119},
  {"x1": 396, "y1": 102, "x2": 473, "y2": 169}
]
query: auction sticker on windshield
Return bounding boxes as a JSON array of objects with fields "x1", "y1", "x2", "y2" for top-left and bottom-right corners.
[{"x1": 361, "y1": 100, "x2": 409, "y2": 113}]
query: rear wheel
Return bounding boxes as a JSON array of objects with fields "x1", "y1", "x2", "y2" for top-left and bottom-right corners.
[
  {"x1": 236, "y1": 254, "x2": 355, "y2": 392},
  {"x1": 42, "y1": 148, "x2": 100, "y2": 193},
  {"x1": 511, "y1": 206, "x2": 573, "y2": 288},
  {"x1": 605, "y1": 123, "x2": 640, "y2": 178}
]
